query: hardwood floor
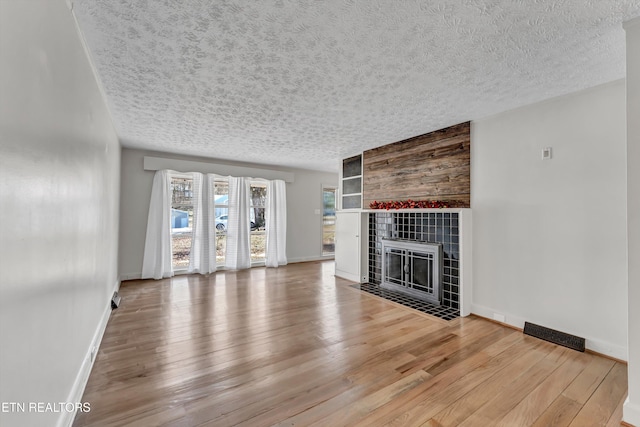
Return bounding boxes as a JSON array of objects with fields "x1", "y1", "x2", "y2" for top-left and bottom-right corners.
[{"x1": 74, "y1": 261, "x2": 627, "y2": 426}]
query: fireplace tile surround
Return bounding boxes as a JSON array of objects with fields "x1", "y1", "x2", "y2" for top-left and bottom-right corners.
[{"x1": 368, "y1": 211, "x2": 461, "y2": 314}]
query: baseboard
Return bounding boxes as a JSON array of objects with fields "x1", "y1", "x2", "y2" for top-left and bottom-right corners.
[
  {"x1": 335, "y1": 269, "x2": 361, "y2": 283},
  {"x1": 57, "y1": 280, "x2": 119, "y2": 427},
  {"x1": 471, "y1": 303, "x2": 528, "y2": 330},
  {"x1": 584, "y1": 338, "x2": 628, "y2": 362},
  {"x1": 119, "y1": 257, "x2": 333, "y2": 281},
  {"x1": 288, "y1": 255, "x2": 333, "y2": 264},
  {"x1": 120, "y1": 272, "x2": 142, "y2": 281},
  {"x1": 470, "y1": 303, "x2": 627, "y2": 361},
  {"x1": 624, "y1": 397, "x2": 640, "y2": 427}
]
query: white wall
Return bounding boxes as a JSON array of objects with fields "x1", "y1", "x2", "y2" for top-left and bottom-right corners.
[
  {"x1": 624, "y1": 16, "x2": 640, "y2": 427},
  {"x1": 471, "y1": 80, "x2": 628, "y2": 359},
  {"x1": 0, "y1": 1, "x2": 121, "y2": 426},
  {"x1": 119, "y1": 148, "x2": 338, "y2": 279}
]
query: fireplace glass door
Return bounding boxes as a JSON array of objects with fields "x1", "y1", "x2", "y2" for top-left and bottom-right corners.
[
  {"x1": 384, "y1": 248, "x2": 404, "y2": 286},
  {"x1": 381, "y1": 239, "x2": 441, "y2": 305},
  {"x1": 410, "y1": 252, "x2": 435, "y2": 294}
]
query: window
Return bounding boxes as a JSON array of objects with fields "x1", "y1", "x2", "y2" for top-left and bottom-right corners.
[
  {"x1": 143, "y1": 171, "x2": 287, "y2": 278},
  {"x1": 171, "y1": 176, "x2": 194, "y2": 269},
  {"x1": 214, "y1": 179, "x2": 229, "y2": 266},
  {"x1": 213, "y1": 179, "x2": 267, "y2": 266},
  {"x1": 341, "y1": 155, "x2": 362, "y2": 209},
  {"x1": 322, "y1": 186, "x2": 336, "y2": 256},
  {"x1": 250, "y1": 182, "x2": 267, "y2": 263}
]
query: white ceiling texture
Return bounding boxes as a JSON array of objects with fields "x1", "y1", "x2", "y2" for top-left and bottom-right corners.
[{"x1": 73, "y1": 0, "x2": 640, "y2": 172}]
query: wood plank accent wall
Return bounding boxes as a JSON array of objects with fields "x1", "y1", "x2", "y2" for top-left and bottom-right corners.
[{"x1": 363, "y1": 122, "x2": 471, "y2": 208}]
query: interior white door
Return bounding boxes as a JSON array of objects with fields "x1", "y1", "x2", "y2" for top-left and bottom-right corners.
[{"x1": 335, "y1": 211, "x2": 361, "y2": 282}]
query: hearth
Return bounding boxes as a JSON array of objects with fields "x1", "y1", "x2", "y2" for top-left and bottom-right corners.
[{"x1": 369, "y1": 211, "x2": 462, "y2": 314}]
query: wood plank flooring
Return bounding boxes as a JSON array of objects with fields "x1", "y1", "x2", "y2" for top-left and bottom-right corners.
[{"x1": 74, "y1": 261, "x2": 627, "y2": 426}]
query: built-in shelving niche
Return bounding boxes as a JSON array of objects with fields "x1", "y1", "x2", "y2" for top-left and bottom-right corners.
[{"x1": 341, "y1": 155, "x2": 362, "y2": 209}]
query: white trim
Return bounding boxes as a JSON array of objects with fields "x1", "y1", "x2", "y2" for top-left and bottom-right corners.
[
  {"x1": 144, "y1": 156, "x2": 295, "y2": 182},
  {"x1": 626, "y1": 16, "x2": 640, "y2": 427},
  {"x1": 459, "y1": 209, "x2": 473, "y2": 317},
  {"x1": 360, "y1": 213, "x2": 369, "y2": 283},
  {"x1": 624, "y1": 398, "x2": 640, "y2": 427},
  {"x1": 471, "y1": 303, "x2": 528, "y2": 330},
  {"x1": 471, "y1": 303, "x2": 628, "y2": 361},
  {"x1": 585, "y1": 339, "x2": 627, "y2": 362},
  {"x1": 335, "y1": 270, "x2": 361, "y2": 283},
  {"x1": 339, "y1": 153, "x2": 363, "y2": 210},
  {"x1": 359, "y1": 208, "x2": 470, "y2": 213},
  {"x1": 57, "y1": 280, "x2": 119, "y2": 427},
  {"x1": 122, "y1": 257, "x2": 334, "y2": 281},
  {"x1": 66, "y1": 1, "x2": 118, "y2": 133},
  {"x1": 288, "y1": 255, "x2": 332, "y2": 264}
]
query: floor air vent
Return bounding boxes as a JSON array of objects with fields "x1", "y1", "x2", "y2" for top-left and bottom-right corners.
[
  {"x1": 111, "y1": 291, "x2": 121, "y2": 310},
  {"x1": 523, "y1": 322, "x2": 585, "y2": 352}
]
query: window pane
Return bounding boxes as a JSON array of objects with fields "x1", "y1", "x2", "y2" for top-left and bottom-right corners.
[
  {"x1": 211, "y1": 180, "x2": 269, "y2": 266},
  {"x1": 250, "y1": 232, "x2": 265, "y2": 261},
  {"x1": 342, "y1": 194, "x2": 361, "y2": 209},
  {"x1": 250, "y1": 183, "x2": 267, "y2": 262},
  {"x1": 214, "y1": 181, "x2": 228, "y2": 206},
  {"x1": 343, "y1": 155, "x2": 362, "y2": 178},
  {"x1": 214, "y1": 207, "x2": 229, "y2": 231},
  {"x1": 342, "y1": 177, "x2": 361, "y2": 195},
  {"x1": 322, "y1": 188, "x2": 336, "y2": 255},
  {"x1": 250, "y1": 184, "x2": 267, "y2": 206},
  {"x1": 214, "y1": 180, "x2": 228, "y2": 266},
  {"x1": 251, "y1": 207, "x2": 265, "y2": 231},
  {"x1": 171, "y1": 177, "x2": 193, "y2": 269},
  {"x1": 216, "y1": 233, "x2": 226, "y2": 265},
  {"x1": 250, "y1": 204, "x2": 266, "y2": 262}
]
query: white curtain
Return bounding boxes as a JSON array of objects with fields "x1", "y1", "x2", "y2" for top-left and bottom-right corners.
[
  {"x1": 225, "y1": 176, "x2": 251, "y2": 269},
  {"x1": 188, "y1": 173, "x2": 217, "y2": 274},
  {"x1": 265, "y1": 179, "x2": 287, "y2": 267},
  {"x1": 141, "y1": 170, "x2": 174, "y2": 280}
]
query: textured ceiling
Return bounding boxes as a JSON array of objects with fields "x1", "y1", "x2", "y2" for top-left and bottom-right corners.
[{"x1": 73, "y1": 0, "x2": 640, "y2": 172}]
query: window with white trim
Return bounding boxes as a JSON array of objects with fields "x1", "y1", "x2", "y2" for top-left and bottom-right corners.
[
  {"x1": 250, "y1": 182, "x2": 267, "y2": 263},
  {"x1": 212, "y1": 179, "x2": 267, "y2": 266},
  {"x1": 214, "y1": 179, "x2": 229, "y2": 266},
  {"x1": 170, "y1": 176, "x2": 194, "y2": 269}
]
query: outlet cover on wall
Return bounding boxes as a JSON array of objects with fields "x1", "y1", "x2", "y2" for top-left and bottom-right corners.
[{"x1": 542, "y1": 147, "x2": 552, "y2": 160}]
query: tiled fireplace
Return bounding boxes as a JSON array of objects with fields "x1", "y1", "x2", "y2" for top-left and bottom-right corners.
[{"x1": 368, "y1": 211, "x2": 461, "y2": 313}]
